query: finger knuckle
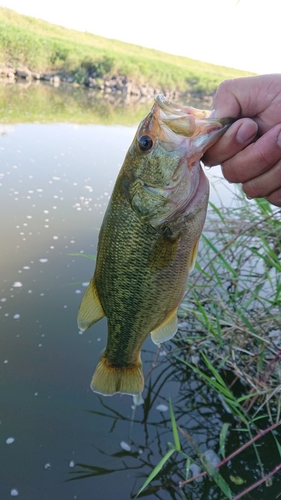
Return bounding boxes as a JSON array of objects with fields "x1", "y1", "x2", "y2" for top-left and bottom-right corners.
[{"x1": 266, "y1": 188, "x2": 281, "y2": 207}]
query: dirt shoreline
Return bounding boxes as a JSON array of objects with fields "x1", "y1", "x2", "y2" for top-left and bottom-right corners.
[{"x1": 0, "y1": 63, "x2": 214, "y2": 106}]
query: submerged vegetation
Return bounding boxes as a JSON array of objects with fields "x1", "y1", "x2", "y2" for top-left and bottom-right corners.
[{"x1": 0, "y1": 7, "x2": 253, "y2": 95}]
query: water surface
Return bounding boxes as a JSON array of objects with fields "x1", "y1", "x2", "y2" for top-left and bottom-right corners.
[{"x1": 1, "y1": 84, "x2": 280, "y2": 500}]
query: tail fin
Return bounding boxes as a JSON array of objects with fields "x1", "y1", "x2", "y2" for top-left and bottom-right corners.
[{"x1": 91, "y1": 354, "x2": 144, "y2": 396}]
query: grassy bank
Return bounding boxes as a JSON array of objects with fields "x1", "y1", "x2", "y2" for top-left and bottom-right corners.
[{"x1": 0, "y1": 7, "x2": 254, "y2": 94}]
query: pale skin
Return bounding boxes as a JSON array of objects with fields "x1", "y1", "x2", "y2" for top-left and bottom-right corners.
[{"x1": 203, "y1": 74, "x2": 281, "y2": 207}]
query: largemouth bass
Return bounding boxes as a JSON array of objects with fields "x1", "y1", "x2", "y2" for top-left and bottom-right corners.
[{"x1": 78, "y1": 94, "x2": 232, "y2": 396}]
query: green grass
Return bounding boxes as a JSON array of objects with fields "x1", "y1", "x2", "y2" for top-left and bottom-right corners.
[{"x1": 0, "y1": 7, "x2": 254, "y2": 94}]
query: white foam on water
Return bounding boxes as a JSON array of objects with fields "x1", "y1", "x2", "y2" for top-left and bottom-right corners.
[
  {"x1": 133, "y1": 394, "x2": 144, "y2": 406},
  {"x1": 10, "y1": 489, "x2": 19, "y2": 496},
  {"x1": 6, "y1": 437, "x2": 15, "y2": 444},
  {"x1": 39, "y1": 259, "x2": 48, "y2": 263},
  {"x1": 13, "y1": 314, "x2": 20, "y2": 319},
  {"x1": 189, "y1": 463, "x2": 202, "y2": 482},
  {"x1": 156, "y1": 404, "x2": 168, "y2": 412},
  {"x1": 204, "y1": 449, "x2": 220, "y2": 467},
  {"x1": 120, "y1": 441, "x2": 131, "y2": 452},
  {"x1": 12, "y1": 282, "x2": 22, "y2": 288}
]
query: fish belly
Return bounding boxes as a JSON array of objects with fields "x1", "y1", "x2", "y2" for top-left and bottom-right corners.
[{"x1": 90, "y1": 193, "x2": 208, "y2": 396}]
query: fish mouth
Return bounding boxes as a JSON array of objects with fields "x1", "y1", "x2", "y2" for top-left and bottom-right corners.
[
  {"x1": 134, "y1": 94, "x2": 233, "y2": 226},
  {"x1": 152, "y1": 94, "x2": 233, "y2": 152},
  {"x1": 155, "y1": 93, "x2": 211, "y2": 121}
]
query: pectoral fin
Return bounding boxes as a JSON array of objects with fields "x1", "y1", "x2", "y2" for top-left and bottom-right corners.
[
  {"x1": 77, "y1": 278, "x2": 105, "y2": 331},
  {"x1": 151, "y1": 308, "x2": 178, "y2": 345},
  {"x1": 148, "y1": 229, "x2": 180, "y2": 270}
]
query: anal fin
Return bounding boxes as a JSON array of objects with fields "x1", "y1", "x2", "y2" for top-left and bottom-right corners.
[
  {"x1": 151, "y1": 308, "x2": 178, "y2": 345},
  {"x1": 77, "y1": 278, "x2": 105, "y2": 332}
]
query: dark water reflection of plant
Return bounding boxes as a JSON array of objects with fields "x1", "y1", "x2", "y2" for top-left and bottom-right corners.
[{"x1": 67, "y1": 342, "x2": 281, "y2": 499}]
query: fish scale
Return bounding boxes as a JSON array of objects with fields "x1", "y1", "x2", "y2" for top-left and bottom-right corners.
[{"x1": 77, "y1": 94, "x2": 233, "y2": 396}]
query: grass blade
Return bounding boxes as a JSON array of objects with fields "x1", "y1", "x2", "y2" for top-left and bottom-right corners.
[
  {"x1": 135, "y1": 449, "x2": 174, "y2": 498},
  {"x1": 219, "y1": 423, "x2": 230, "y2": 459},
  {"x1": 169, "y1": 398, "x2": 181, "y2": 451}
]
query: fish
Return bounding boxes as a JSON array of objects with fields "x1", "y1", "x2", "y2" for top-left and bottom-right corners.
[{"x1": 77, "y1": 94, "x2": 233, "y2": 397}]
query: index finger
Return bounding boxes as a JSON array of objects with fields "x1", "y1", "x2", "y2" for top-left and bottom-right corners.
[
  {"x1": 203, "y1": 118, "x2": 258, "y2": 167},
  {"x1": 212, "y1": 75, "x2": 279, "y2": 120}
]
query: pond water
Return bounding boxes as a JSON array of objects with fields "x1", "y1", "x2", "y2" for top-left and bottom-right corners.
[{"x1": 0, "y1": 83, "x2": 280, "y2": 500}]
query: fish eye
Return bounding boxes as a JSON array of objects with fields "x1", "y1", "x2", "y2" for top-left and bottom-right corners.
[{"x1": 138, "y1": 135, "x2": 154, "y2": 151}]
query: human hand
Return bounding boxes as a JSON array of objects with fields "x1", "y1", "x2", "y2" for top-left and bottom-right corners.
[{"x1": 203, "y1": 74, "x2": 281, "y2": 206}]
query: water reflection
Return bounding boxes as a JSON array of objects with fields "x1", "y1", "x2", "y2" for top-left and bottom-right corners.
[
  {"x1": 0, "y1": 80, "x2": 211, "y2": 125},
  {"x1": 66, "y1": 346, "x2": 281, "y2": 499},
  {"x1": 1, "y1": 89, "x2": 280, "y2": 499},
  {"x1": 0, "y1": 81, "x2": 153, "y2": 125}
]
